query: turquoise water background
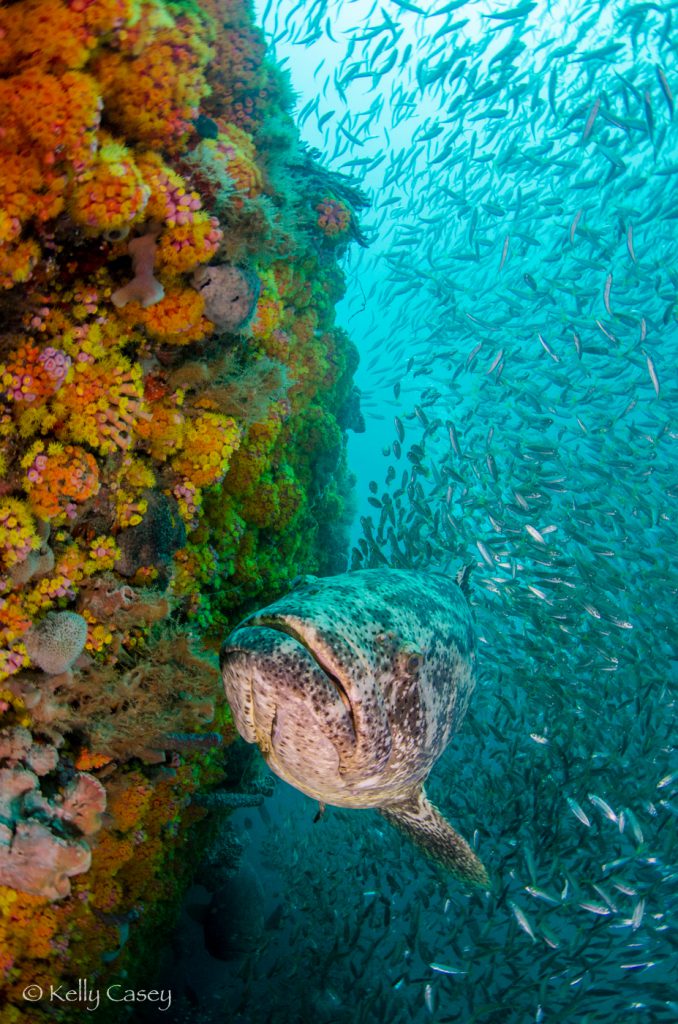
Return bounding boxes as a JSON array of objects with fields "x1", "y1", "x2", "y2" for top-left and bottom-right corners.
[{"x1": 162, "y1": 2, "x2": 678, "y2": 1021}]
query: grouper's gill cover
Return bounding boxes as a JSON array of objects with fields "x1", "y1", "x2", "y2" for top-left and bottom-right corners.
[{"x1": 220, "y1": 568, "x2": 487, "y2": 887}]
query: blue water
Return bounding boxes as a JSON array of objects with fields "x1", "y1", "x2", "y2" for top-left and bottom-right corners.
[{"x1": 153, "y1": 1, "x2": 677, "y2": 1021}]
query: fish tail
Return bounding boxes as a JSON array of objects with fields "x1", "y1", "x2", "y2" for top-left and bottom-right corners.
[{"x1": 379, "y1": 788, "x2": 488, "y2": 888}]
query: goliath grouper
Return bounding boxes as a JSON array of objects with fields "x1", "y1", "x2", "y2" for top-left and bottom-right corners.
[{"x1": 220, "y1": 569, "x2": 488, "y2": 887}]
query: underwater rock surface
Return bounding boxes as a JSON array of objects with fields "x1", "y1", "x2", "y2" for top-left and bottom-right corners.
[
  {"x1": 0, "y1": 0, "x2": 363, "y2": 1015},
  {"x1": 195, "y1": 863, "x2": 266, "y2": 962}
]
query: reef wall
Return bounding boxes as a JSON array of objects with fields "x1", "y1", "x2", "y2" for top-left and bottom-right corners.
[{"x1": 0, "y1": 0, "x2": 364, "y2": 1017}]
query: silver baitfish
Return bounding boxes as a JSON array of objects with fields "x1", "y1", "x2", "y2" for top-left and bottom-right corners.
[{"x1": 220, "y1": 568, "x2": 488, "y2": 887}]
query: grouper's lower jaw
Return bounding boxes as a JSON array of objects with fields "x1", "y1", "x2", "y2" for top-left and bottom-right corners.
[
  {"x1": 220, "y1": 644, "x2": 258, "y2": 746},
  {"x1": 221, "y1": 625, "x2": 364, "y2": 803}
]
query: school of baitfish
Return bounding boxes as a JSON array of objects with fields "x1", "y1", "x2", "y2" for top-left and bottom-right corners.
[{"x1": 192, "y1": 1, "x2": 677, "y2": 1022}]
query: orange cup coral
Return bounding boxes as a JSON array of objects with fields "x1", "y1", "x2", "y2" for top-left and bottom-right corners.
[
  {"x1": 22, "y1": 442, "x2": 100, "y2": 522},
  {"x1": 69, "y1": 136, "x2": 150, "y2": 233},
  {"x1": 50, "y1": 356, "x2": 148, "y2": 452},
  {"x1": 316, "y1": 196, "x2": 351, "y2": 239},
  {"x1": 121, "y1": 284, "x2": 211, "y2": 345},
  {"x1": 1, "y1": 343, "x2": 71, "y2": 404},
  {"x1": 93, "y1": 14, "x2": 213, "y2": 153}
]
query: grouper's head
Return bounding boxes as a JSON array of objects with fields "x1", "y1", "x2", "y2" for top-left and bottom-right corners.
[
  {"x1": 219, "y1": 571, "x2": 476, "y2": 809},
  {"x1": 220, "y1": 595, "x2": 394, "y2": 806}
]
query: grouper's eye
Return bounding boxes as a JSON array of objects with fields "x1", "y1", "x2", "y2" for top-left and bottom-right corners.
[{"x1": 406, "y1": 652, "x2": 423, "y2": 674}]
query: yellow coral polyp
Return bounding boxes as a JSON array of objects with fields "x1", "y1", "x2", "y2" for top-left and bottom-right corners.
[
  {"x1": 55, "y1": 538, "x2": 88, "y2": 582},
  {"x1": 172, "y1": 412, "x2": 241, "y2": 488},
  {"x1": 117, "y1": 502, "x2": 147, "y2": 529},
  {"x1": 136, "y1": 151, "x2": 201, "y2": 225},
  {"x1": 212, "y1": 121, "x2": 263, "y2": 196},
  {"x1": 0, "y1": 595, "x2": 33, "y2": 654},
  {"x1": 251, "y1": 295, "x2": 284, "y2": 341},
  {"x1": 69, "y1": 136, "x2": 150, "y2": 232},
  {"x1": 23, "y1": 566, "x2": 79, "y2": 617},
  {"x1": 0, "y1": 212, "x2": 21, "y2": 247},
  {"x1": 170, "y1": 546, "x2": 202, "y2": 597},
  {"x1": 0, "y1": 240, "x2": 41, "y2": 291},
  {"x1": 112, "y1": 455, "x2": 155, "y2": 528},
  {"x1": 0, "y1": 887, "x2": 19, "y2": 915},
  {"x1": 83, "y1": 615, "x2": 114, "y2": 654},
  {"x1": 250, "y1": 271, "x2": 284, "y2": 341},
  {"x1": 1, "y1": 341, "x2": 71, "y2": 404},
  {"x1": 0, "y1": 499, "x2": 41, "y2": 571},
  {"x1": 136, "y1": 401, "x2": 185, "y2": 461},
  {"x1": 173, "y1": 475, "x2": 207, "y2": 528},
  {"x1": 56, "y1": 318, "x2": 127, "y2": 364},
  {"x1": 85, "y1": 535, "x2": 121, "y2": 572}
]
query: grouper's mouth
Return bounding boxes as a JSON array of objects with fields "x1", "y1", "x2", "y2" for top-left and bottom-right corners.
[{"x1": 250, "y1": 616, "x2": 355, "y2": 720}]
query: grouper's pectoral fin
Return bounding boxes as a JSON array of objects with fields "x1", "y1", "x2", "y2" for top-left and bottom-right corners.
[{"x1": 379, "y1": 787, "x2": 489, "y2": 888}]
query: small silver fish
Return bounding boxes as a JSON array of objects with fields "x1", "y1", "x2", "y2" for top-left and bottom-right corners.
[
  {"x1": 429, "y1": 962, "x2": 466, "y2": 976},
  {"x1": 566, "y1": 796, "x2": 591, "y2": 827},
  {"x1": 509, "y1": 901, "x2": 537, "y2": 941}
]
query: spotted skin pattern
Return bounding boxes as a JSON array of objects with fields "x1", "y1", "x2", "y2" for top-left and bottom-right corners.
[{"x1": 220, "y1": 569, "x2": 488, "y2": 886}]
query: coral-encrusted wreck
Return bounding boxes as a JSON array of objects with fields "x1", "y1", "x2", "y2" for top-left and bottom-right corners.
[{"x1": 0, "y1": 0, "x2": 365, "y2": 1016}]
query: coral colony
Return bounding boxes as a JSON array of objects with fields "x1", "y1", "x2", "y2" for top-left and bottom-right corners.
[{"x1": 0, "y1": 0, "x2": 365, "y2": 1015}]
